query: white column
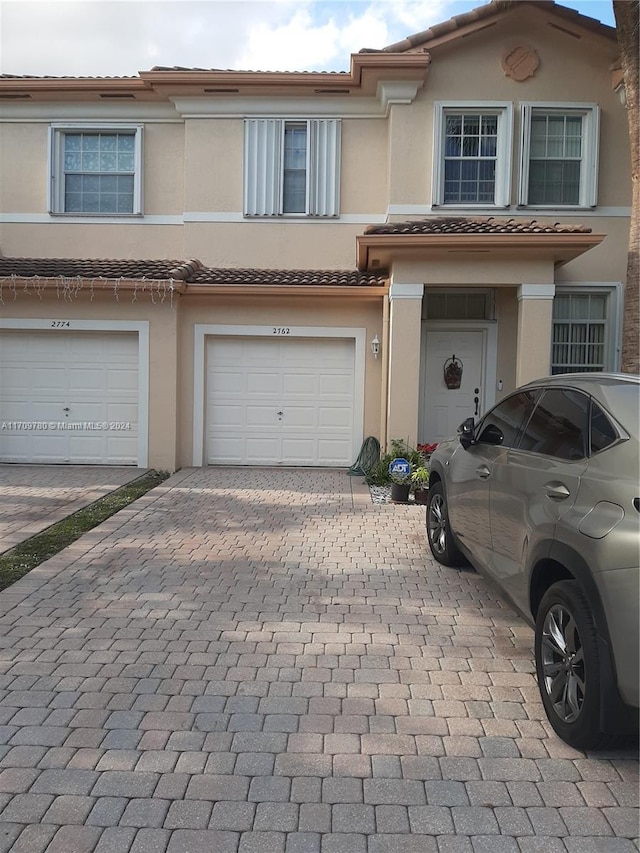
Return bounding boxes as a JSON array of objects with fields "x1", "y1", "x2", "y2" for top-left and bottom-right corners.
[
  {"x1": 516, "y1": 284, "x2": 556, "y2": 385},
  {"x1": 386, "y1": 282, "x2": 424, "y2": 448}
]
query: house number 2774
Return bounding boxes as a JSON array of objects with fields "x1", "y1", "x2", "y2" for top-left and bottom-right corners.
[
  {"x1": 272, "y1": 327, "x2": 290, "y2": 335},
  {"x1": 51, "y1": 321, "x2": 71, "y2": 328}
]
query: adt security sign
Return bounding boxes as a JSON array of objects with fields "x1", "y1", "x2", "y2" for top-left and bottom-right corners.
[{"x1": 389, "y1": 457, "x2": 410, "y2": 477}]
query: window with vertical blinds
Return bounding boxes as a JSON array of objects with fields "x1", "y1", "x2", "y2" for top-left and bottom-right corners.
[
  {"x1": 551, "y1": 293, "x2": 607, "y2": 374},
  {"x1": 243, "y1": 118, "x2": 341, "y2": 217}
]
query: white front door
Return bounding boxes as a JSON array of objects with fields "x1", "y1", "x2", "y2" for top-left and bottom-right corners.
[
  {"x1": 206, "y1": 336, "x2": 356, "y2": 466},
  {"x1": 421, "y1": 329, "x2": 486, "y2": 444}
]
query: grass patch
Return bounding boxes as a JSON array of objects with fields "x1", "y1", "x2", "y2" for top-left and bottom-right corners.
[{"x1": 0, "y1": 469, "x2": 170, "y2": 592}]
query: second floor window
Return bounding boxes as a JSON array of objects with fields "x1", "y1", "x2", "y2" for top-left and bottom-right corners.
[
  {"x1": 49, "y1": 125, "x2": 143, "y2": 215},
  {"x1": 244, "y1": 118, "x2": 341, "y2": 217},
  {"x1": 433, "y1": 103, "x2": 512, "y2": 208},
  {"x1": 519, "y1": 104, "x2": 599, "y2": 207}
]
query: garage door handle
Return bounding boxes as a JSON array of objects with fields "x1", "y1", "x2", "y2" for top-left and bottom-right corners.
[
  {"x1": 476, "y1": 465, "x2": 491, "y2": 479},
  {"x1": 545, "y1": 483, "x2": 571, "y2": 501}
]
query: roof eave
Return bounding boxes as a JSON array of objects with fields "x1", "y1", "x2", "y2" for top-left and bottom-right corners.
[{"x1": 356, "y1": 232, "x2": 605, "y2": 270}]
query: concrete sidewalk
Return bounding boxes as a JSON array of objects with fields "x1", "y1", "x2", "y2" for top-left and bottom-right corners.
[
  {"x1": 0, "y1": 465, "x2": 147, "y2": 554},
  {"x1": 0, "y1": 467, "x2": 636, "y2": 853}
]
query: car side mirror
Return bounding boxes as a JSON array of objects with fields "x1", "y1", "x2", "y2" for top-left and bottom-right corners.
[
  {"x1": 458, "y1": 417, "x2": 475, "y2": 449},
  {"x1": 477, "y1": 424, "x2": 504, "y2": 446}
]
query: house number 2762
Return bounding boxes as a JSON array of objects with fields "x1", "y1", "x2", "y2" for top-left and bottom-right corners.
[{"x1": 272, "y1": 327, "x2": 290, "y2": 335}]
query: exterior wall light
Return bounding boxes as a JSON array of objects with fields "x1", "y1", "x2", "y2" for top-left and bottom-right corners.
[{"x1": 371, "y1": 335, "x2": 380, "y2": 359}]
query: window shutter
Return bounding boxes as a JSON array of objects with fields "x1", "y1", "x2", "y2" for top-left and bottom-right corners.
[
  {"x1": 244, "y1": 119, "x2": 282, "y2": 216},
  {"x1": 308, "y1": 119, "x2": 340, "y2": 217}
]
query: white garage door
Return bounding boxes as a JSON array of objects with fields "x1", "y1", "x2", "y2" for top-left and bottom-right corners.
[
  {"x1": 0, "y1": 331, "x2": 138, "y2": 464},
  {"x1": 206, "y1": 336, "x2": 356, "y2": 466}
]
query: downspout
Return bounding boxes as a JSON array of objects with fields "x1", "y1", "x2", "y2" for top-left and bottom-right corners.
[{"x1": 379, "y1": 289, "x2": 390, "y2": 453}]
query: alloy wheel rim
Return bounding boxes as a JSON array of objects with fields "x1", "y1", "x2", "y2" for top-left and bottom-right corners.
[
  {"x1": 428, "y1": 494, "x2": 447, "y2": 555},
  {"x1": 540, "y1": 603, "x2": 585, "y2": 723}
]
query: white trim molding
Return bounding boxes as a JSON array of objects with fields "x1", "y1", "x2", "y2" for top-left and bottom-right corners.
[
  {"x1": 389, "y1": 283, "x2": 424, "y2": 300},
  {"x1": 192, "y1": 324, "x2": 366, "y2": 467},
  {"x1": 0, "y1": 318, "x2": 149, "y2": 467},
  {"x1": 518, "y1": 284, "x2": 556, "y2": 300}
]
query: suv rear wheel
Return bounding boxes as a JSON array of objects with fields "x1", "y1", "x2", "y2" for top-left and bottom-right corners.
[{"x1": 535, "y1": 580, "x2": 606, "y2": 749}]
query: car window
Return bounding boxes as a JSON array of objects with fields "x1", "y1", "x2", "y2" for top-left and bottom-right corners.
[
  {"x1": 476, "y1": 391, "x2": 539, "y2": 448},
  {"x1": 590, "y1": 401, "x2": 618, "y2": 454},
  {"x1": 518, "y1": 388, "x2": 588, "y2": 460}
]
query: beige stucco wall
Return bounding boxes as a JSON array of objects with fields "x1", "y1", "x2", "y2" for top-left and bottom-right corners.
[{"x1": 0, "y1": 123, "x2": 49, "y2": 212}]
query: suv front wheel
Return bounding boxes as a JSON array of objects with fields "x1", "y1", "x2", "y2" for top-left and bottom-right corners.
[
  {"x1": 535, "y1": 580, "x2": 607, "y2": 749},
  {"x1": 426, "y1": 481, "x2": 465, "y2": 567}
]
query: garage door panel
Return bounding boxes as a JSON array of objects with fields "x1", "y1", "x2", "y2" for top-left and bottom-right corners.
[
  {"x1": 319, "y1": 407, "x2": 352, "y2": 428},
  {"x1": 106, "y1": 369, "x2": 138, "y2": 393},
  {"x1": 245, "y1": 438, "x2": 279, "y2": 463},
  {"x1": 0, "y1": 330, "x2": 139, "y2": 465},
  {"x1": 319, "y1": 374, "x2": 352, "y2": 396},
  {"x1": 318, "y1": 439, "x2": 352, "y2": 462},
  {"x1": 247, "y1": 373, "x2": 280, "y2": 395},
  {"x1": 245, "y1": 406, "x2": 280, "y2": 427},
  {"x1": 206, "y1": 335, "x2": 356, "y2": 466},
  {"x1": 282, "y1": 407, "x2": 316, "y2": 427}
]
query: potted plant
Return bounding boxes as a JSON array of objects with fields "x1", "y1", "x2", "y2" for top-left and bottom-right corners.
[
  {"x1": 390, "y1": 471, "x2": 411, "y2": 503},
  {"x1": 410, "y1": 466, "x2": 430, "y2": 504}
]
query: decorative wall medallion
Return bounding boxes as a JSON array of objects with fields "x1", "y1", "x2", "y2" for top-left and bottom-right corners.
[{"x1": 501, "y1": 45, "x2": 540, "y2": 81}]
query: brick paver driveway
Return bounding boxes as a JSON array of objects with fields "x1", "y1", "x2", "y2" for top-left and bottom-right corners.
[
  {"x1": 0, "y1": 465, "x2": 147, "y2": 553},
  {"x1": 0, "y1": 468, "x2": 637, "y2": 853}
]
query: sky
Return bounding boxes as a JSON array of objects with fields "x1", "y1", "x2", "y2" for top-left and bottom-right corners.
[{"x1": 0, "y1": 0, "x2": 616, "y2": 78}]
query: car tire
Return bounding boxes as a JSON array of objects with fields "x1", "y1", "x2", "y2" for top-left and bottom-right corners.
[
  {"x1": 426, "y1": 481, "x2": 466, "y2": 567},
  {"x1": 535, "y1": 580, "x2": 609, "y2": 749}
]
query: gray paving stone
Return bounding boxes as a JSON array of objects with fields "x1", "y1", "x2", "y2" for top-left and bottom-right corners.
[
  {"x1": 320, "y1": 833, "x2": 367, "y2": 853},
  {"x1": 167, "y1": 829, "x2": 239, "y2": 853},
  {"x1": 368, "y1": 835, "x2": 438, "y2": 853},
  {"x1": 299, "y1": 803, "x2": 332, "y2": 832},
  {"x1": 10, "y1": 824, "x2": 58, "y2": 853},
  {"x1": 526, "y1": 807, "x2": 568, "y2": 836},
  {"x1": 425, "y1": 780, "x2": 470, "y2": 806},
  {"x1": 408, "y1": 804, "x2": 454, "y2": 833},
  {"x1": 120, "y1": 797, "x2": 171, "y2": 827},
  {"x1": 46, "y1": 824, "x2": 103, "y2": 852},
  {"x1": 254, "y1": 801, "x2": 299, "y2": 831},
  {"x1": 93, "y1": 826, "x2": 137, "y2": 853},
  {"x1": 129, "y1": 829, "x2": 172, "y2": 853},
  {"x1": 560, "y1": 806, "x2": 615, "y2": 836},
  {"x1": 164, "y1": 799, "x2": 212, "y2": 829},
  {"x1": 186, "y1": 773, "x2": 250, "y2": 801},
  {"x1": 210, "y1": 800, "x2": 256, "y2": 831},
  {"x1": 469, "y1": 837, "x2": 519, "y2": 853},
  {"x1": 90, "y1": 770, "x2": 159, "y2": 798},
  {"x1": 31, "y1": 768, "x2": 99, "y2": 796},
  {"x1": 286, "y1": 832, "x2": 321, "y2": 853},
  {"x1": 86, "y1": 796, "x2": 129, "y2": 826},
  {"x1": 363, "y1": 778, "x2": 426, "y2": 805},
  {"x1": 43, "y1": 794, "x2": 95, "y2": 825},
  {"x1": 0, "y1": 792, "x2": 54, "y2": 822},
  {"x1": 249, "y1": 775, "x2": 291, "y2": 802},
  {"x1": 451, "y1": 805, "x2": 500, "y2": 834},
  {"x1": 239, "y1": 831, "x2": 286, "y2": 852},
  {"x1": 375, "y1": 803, "x2": 410, "y2": 833},
  {"x1": 331, "y1": 803, "x2": 375, "y2": 833}
]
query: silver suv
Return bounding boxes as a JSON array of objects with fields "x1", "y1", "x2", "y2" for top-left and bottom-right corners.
[{"x1": 426, "y1": 373, "x2": 639, "y2": 749}]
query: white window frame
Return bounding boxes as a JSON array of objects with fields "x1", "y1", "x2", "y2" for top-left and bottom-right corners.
[
  {"x1": 551, "y1": 284, "x2": 620, "y2": 374},
  {"x1": 243, "y1": 118, "x2": 341, "y2": 218},
  {"x1": 48, "y1": 124, "x2": 144, "y2": 215},
  {"x1": 519, "y1": 103, "x2": 599, "y2": 208},
  {"x1": 432, "y1": 102, "x2": 513, "y2": 208}
]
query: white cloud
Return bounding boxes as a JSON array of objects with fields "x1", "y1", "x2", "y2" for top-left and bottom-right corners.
[{"x1": 0, "y1": 0, "x2": 615, "y2": 78}]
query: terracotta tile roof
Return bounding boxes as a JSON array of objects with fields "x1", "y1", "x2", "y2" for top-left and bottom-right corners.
[
  {"x1": 370, "y1": 0, "x2": 615, "y2": 53},
  {"x1": 364, "y1": 217, "x2": 593, "y2": 236},
  {"x1": 0, "y1": 257, "x2": 202, "y2": 281},
  {"x1": 0, "y1": 257, "x2": 386, "y2": 287},
  {"x1": 189, "y1": 268, "x2": 385, "y2": 286}
]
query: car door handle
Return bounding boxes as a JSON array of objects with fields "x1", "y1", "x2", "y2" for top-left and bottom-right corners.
[
  {"x1": 545, "y1": 483, "x2": 571, "y2": 501},
  {"x1": 476, "y1": 465, "x2": 491, "y2": 479}
]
